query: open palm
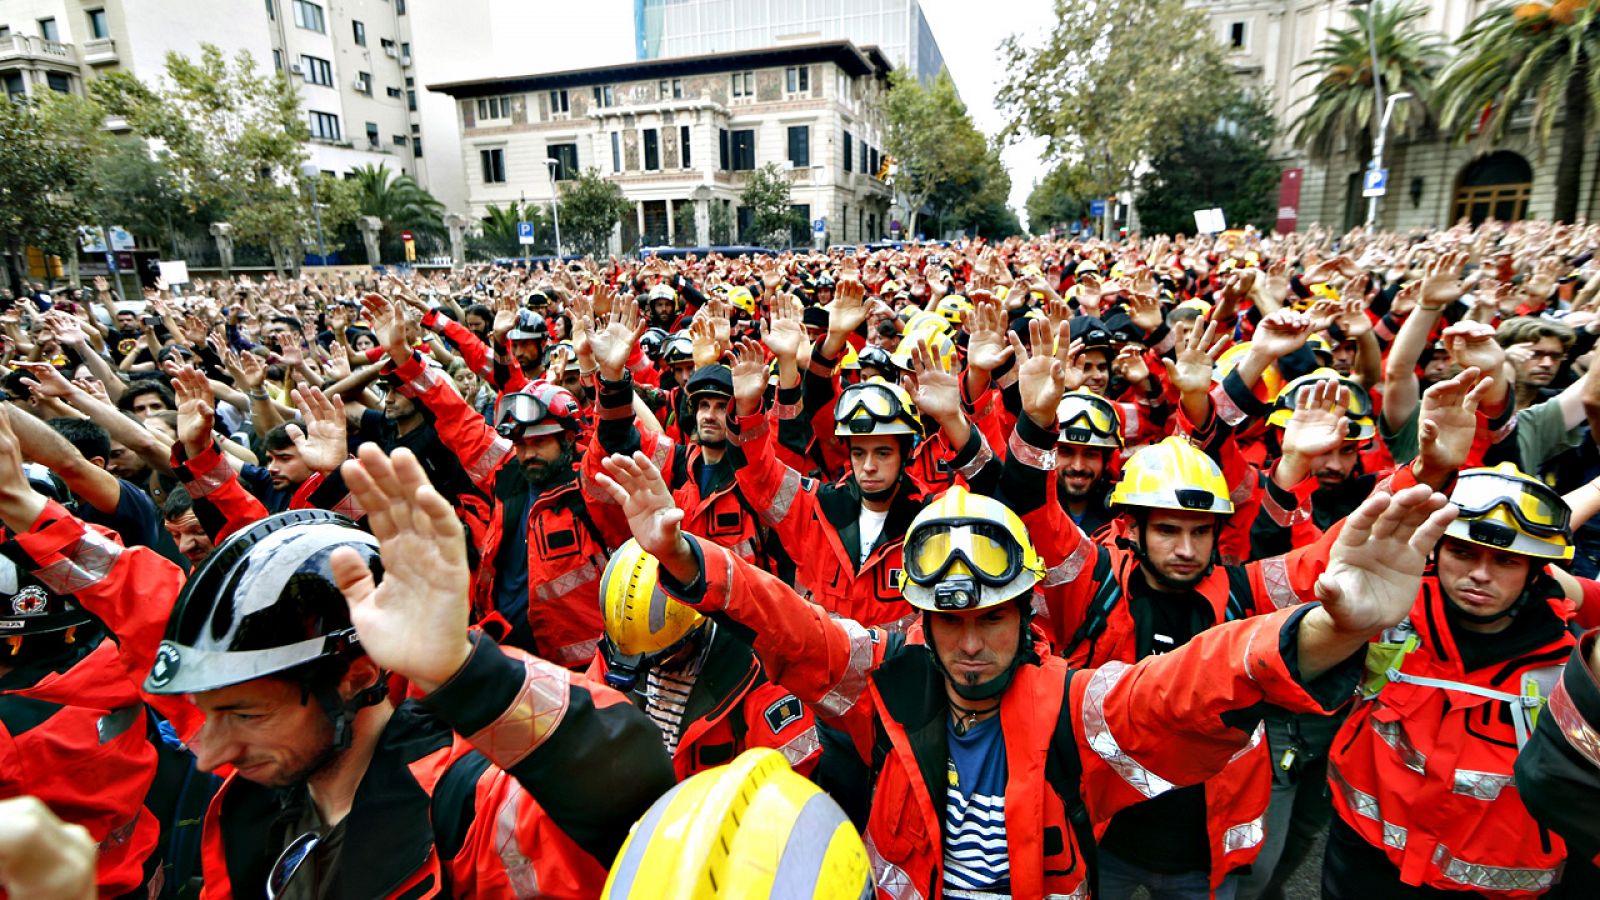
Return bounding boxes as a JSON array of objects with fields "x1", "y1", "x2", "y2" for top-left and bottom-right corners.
[{"x1": 1317, "y1": 485, "x2": 1455, "y2": 635}]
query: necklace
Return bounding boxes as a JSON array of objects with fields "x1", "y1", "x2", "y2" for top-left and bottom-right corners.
[{"x1": 949, "y1": 699, "x2": 1000, "y2": 736}]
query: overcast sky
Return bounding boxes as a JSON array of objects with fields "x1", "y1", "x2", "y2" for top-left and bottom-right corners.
[{"x1": 498, "y1": 0, "x2": 1057, "y2": 227}]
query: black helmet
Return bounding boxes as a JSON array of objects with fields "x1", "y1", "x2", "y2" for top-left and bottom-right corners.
[
  {"x1": 815, "y1": 274, "x2": 836, "y2": 290},
  {"x1": 640, "y1": 327, "x2": 670, "y2": 362},
  {"x1": 857, "y1": 346, "x2": 893, "y2": 373},
  {"x1": 0, "y1": 553, "x2": 92, "y2": 638},
  {"x1": 684, "y1": 365, "x2": 734, "y2": 402},
  {"x1": 144, "y1": 510, "x2": 380, "y2": 697},
  {"x1": 508, "y1": 309, "x2": 547, "y2": 341},
  {"x1": 662, "y1": 333, "x2": 695, "y2": 367}
]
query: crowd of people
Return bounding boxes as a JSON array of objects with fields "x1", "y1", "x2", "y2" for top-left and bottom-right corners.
[{"x1": 4, "y1": 218, "x2": 1600, "y2": 898}]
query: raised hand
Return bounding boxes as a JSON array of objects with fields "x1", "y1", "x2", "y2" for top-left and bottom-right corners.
[
  {"x1": 14, "y1": 362, "x2": 74, "y2": 400},
  {"x1": 592, "y1": 300, "x2": 646, "y2": 381},
  {"x1": 361, "y1": 293, "x2": 410, "y2": 364},
  {"x1": 1420, "y1": 251, "x2": 1468, "y2": 310},
  {"x1": 965, "y1": 295, "x2": 1014, "y2": 373},
  {"x1": 1280, "y1": 379, "x2": 1350, "y2": 463},
  {"x1": 1313, "y1": 484, "x2": 1456, "y2": 639},
  {"x1": 170, "y1": 364, "x2": 217, "y2": 459},
  {"x1": 331, "y1": 445, "x2": 471, "y2": 694},
  {"x1": 1111, "y1": 344, "x2": 1149, "y2": 387},
  {"x1": 288, "y1": 383, "x2": 348, "y2": 475},
  {"x1": 1162, "y1": 315, "x2": 1230, "y2": 397},
  {"x1": 729, "y1": 338, "x2": 768, "y2": 418},
  {"x1": 1440, "y1": 320, "x2": 1505, "y2": 376},
  {"x1": 1251, "y1": 309, "x2": 1314, "y2": 360},
  {"x1": 1006, "y1": 318, "x2": 1070, "y2": 429},
  {"x1": 1415, "y1": 366, "x2": 1495, "y2": 483},
  {"x1": 594, "y1": 451, "x2": 688, "y2": 564},
  {"x1": 1126, "y1": 281, "x2": 1163, "y2": 334},
  {"x1": 909, "y1": 337, "x2": 962, "y2": 426},
  {"x1": 0, "y1": 795, "x2": 97, "y2": 900},
  {"x1": 225, "y1": 348, "x2": 267, "y2": 392},
  {"x1": 827, "y1": 273, "x2": 869, "y2": 339},
  {"x1": 690, "y1": 315, "x2": 720, "y2": 369},
  {"x1": 762, "y1": 292, "x2": 806, "y2": 364}
]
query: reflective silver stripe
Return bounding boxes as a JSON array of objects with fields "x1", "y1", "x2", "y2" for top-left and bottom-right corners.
[
  {"x1": 551, "y1": 638, "x2": 598, "y2": 666},
  {"x1": 864, "y1": 834, "x2": 926, "y2": 900},
  {"x1": 1223, "y1": 814, "x2": 1265, "y2": 854},
  {"x1": 1082, "y1": 662, "x2": 1177, "y2": 799},
  {"x1": 761, "y1": 467, "x2": 804, "y2": 526},
  {"x1": 330, "y1": 492, "x2": 365, "y2": 521},
  {"x1": 1210, "y1": 382, "x2": 1247, "y2": 426},
  {"x1": 1008, "y1": 427, "x2": 1056, "y2": 471},
  {"x1": 1452, "y1": 769, "x2": 1514, "y2": 801},
  {"x1": 1370, "y1": 717, "x2": 1427, "y2": 775},
  {"x1": 994, "y1": 367, "x2": 1018, "y2": 389},
  {"x1": 816, "y1": 618, "x2": 875, "y2": 718},
  {"x1": 185, "y1": 455, "x2": 232, "y2": 498},
  {"x1": 1548, "y1": 672, "x2": 1600, "y2": 769},
  {"x1": 771, "y1": 400, "x2": 801, "y2": 420},
  {"x1": 728, "y1": 538, "x2": 757, "y2": 561},
  {"x1": 1330, "y1": 766, "x2": 1408, "y2": 850},
  {"x1": 465, "y1": 437, "x2": 513, "y2": 487},
  {"x1": 954, "y1": 430, "x2": 995, "y2": 482},
  {"x1": 1431, "y1": 844, "x2": 1562, "y2": 893},
  {"x1": 1121, "y1": 401, "x2": 1141, "y2": 437},
  {"x1": 649, "y1": 438, "x2": 672, "y2": 471},
  {"x1": 1258, "y1": 556, "x2": 1301, "y2": 611},
  {"x1": 494, "y1": 792, "x2": 540, "y2": 897},
  {"x1": 732, "y1": 415, "x2": 769, "y2": 447},
  {"x1": 1228, "y1": 721, "x2": 1266, "y2": 764},
  {"x1": 468, "y1": 656, "x2": 571, "y2": 771},
  {"x1": 1042, "y1": 537, "x2": 1095, "y2": 587},
  {"x1": 776, "y1": 726, "x2": 822, "y2": 767},
  {"x1": 404, "y1": 360, "x2": 445, "y2": 395},
  {"x1": 1229, "y1": 475, "x2": 1252, "y2": 507},
  {"x1": 534, "y1": 558, "x2": 604, "y2": 602},
  {"x1": 33, "y1": 528, "x2": 123, "y2": 596},
  {"x1": 1260, "y1": 486, "x2": 1308, "y2": 529}
]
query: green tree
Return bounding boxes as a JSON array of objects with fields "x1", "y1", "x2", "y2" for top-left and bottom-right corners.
[
  {"x1": 739, "y1": 163, "x2": 803, "y2": 247},
  {"x1": 558, "y1": 170, "x2": 631, "y2": 256},
  {"x1": 997, "y1": 0, "x2": 1234, "y2": 199},
  {"x1": 1291, "y1": 2, "x2": 1442, "y2": 159},
  {"x1": 1436, "y1": 0, "x2": 1600, "y2": 222},
  {"x1": 466, "y1": 202, "x2": 554, "y2": 260},
  {"x1": 93, "y1": 43, "x2": 311, "y2": 273},
  {"x1": 85, "y1": 139, "x2": 192, "y2": 251},
  {"x1": 350, "y1": 164, "x2": 445, "y2": 246},
  {"x1": 306, "y1": 173, "x2": 362, "y2": 260},
  {"x1": 0, "y1": 97, "x2": 96, "y2": 290},
  {"x1": 938, "y1": 142, "x2": 1021, "y2": 239},
  {"x1": 1137, "y1": 92, "x2": 1281, "y2": 234},
  {"x1": 1026, "y1": 163, "x2": 1095, "y2": 234},
  {"x1": 673, "y1": 201, "x2": 699, "y2": 246},
  {"x1": 885, "y1": 67, "x2": 989, "y2": 237},
  {"x1": 709, "y1": 202, "x2": 734, "y2": 245}
]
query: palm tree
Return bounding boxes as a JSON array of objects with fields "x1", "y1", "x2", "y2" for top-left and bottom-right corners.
[
  {"x1": 350, "y1": 163, "x2": 446, "y2": 247},
  {"x1": 1291, "y1": 2, "x2": 1445, "y2": 159},
  {"x1": 1435, "y1": 0, "x2": 1600, "y2": 222}
]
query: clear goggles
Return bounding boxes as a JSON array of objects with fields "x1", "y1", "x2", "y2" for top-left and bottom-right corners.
[
  {"x1": 494, "y1": 391, "x2": 551, "y2": 438},
  {"x1": 835, "y1": 382, "x2": 911, "y2": 434},
  {"x1": 1452, "y1": 472, "x2": 1569, "y2": 538}
]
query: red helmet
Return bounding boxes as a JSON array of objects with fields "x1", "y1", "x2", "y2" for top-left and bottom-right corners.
[{"x1": 495, "y1": 382, "x2": 583, "y2": 439}]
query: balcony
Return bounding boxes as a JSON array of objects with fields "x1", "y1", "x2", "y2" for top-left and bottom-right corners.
[
  {"x1": 82, "y1": 37, "x2": 118, "y2": 66},
  {"x1": 0, "y1": 34, "x2": 79, "y2": 69}
]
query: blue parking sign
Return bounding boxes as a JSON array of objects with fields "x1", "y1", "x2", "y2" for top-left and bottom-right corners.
[
  {"x1": 517, "y1": 221, "x2": 535, "y2": 245},
  {"x1": 1089, "y1": 200, "x2": 1107, "y2": 216}
]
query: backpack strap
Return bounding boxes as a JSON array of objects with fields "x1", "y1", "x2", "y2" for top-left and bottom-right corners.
[
  {"x1": 1044, "y1": 669, "x2": 1097, "y2": 895},
  {"x1": 430, "y1": 751, "x2": 494, "y2": 863}
]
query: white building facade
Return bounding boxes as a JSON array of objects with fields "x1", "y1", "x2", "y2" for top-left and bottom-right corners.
[{"x1": 432, "y1": 41, "x2": 896, "y2": 251}]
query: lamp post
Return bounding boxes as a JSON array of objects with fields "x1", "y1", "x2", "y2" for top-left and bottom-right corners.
[
  {"x1": 544, "y1": 158, "x2": 564, "y2": 259},
  {"x1": 1367, "y1": 91, "x2": 1413, "y2": 227},
  {"x1": 1351, "y1": 0, "x2": 1409, "y2": 229},
  {"x1": 301, "y1": 163, "x2": 327, "y2": 265}
]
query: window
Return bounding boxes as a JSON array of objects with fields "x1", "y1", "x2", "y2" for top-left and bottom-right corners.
[
  {"x1": 719, "y1": 128, "x2": 729, "y2": 170},
  {"x1": 366, "y1": 121, "x2": 379, "y2": 147},
  {"x1": 413, "y1": 137, "x2": 422, "y2": 156},
  {"x1": 480, "y1": 147, "x2": 506, "y2": 183},
  {"x1": 785, "y1": 66, "x2": 809, "y2": 93},
  {"x1": 658, "y1": 78, "x2": 682, "y2": 100},
  {"x1": 292, "y1": 0, "x2": 324, "y2": 32},
  {"x1": 1229, "y1": 22, "x2": 1246, "y2": 49},
  {"x1": 401, "y1": 42, "x2": 410, "y2": 60},
  {"x1": 356, "y1": 71, "x2": 372, "y2": 94},
  {"x1": 787, "y1": 125, "x2": 809, "y2": 167},
  {"x1": 548, "y1": 143, "x2": 578, "y2": 181},
  {"x1": 4, "y1": 72, "x2": 25, "y2": 101},
  {"x1": 859, "y1": 140, "x2": 867, "y2": 174},
  {"x1": 393, "y1": 134, "x2": 406, "y2": 146},
  {"x1": 549, "y1": 89, "x2": 569, "y2": 115},
  {"x1": 37, "y1": 17, "x2": 58, "y2": 41},
  {"x1": 843, "y1": 204, "x2": 849, "y2": 241},
  {"x1": 731, "y1": 71, "x2": 753, "y2": 98},
  {"x1": 611, "y1": 131, "x2": 622, "y2": 172},
  {"x1": 407, "y1": 90, "x2": 416, "y2": 111},
  {"x1": 476, "y1": 96, "x2": 512, "y2": 121},
  {"x1": 730, "y1": 129, "x2": 755, "y2": 171},
  {"x1": 87, "y1": 9, "x2": 109, "y2": 39},
  {"x1": 380, "y1": 38, "x2": 396, "y2": 56},
  {"x1": 308, "y1": 111, "x2": 341, "y2": 141},
  {"x1": 397, "y1": 0, "x2": 406, "y2": 13},
  {"x1": 790, "y1": 204, "x2": 810, "y2": 246},
  {"x1": 387, "y1": 86, "x2": 402, "y2": 99},
  {"x1": 843, "y1": 131, "x2": 853, "y2": 172},
  {"x1": 869, "y1": 146, "x2": 879, "y2": 178},
  {"x1": 591, "y1": 85, "x2": 614, "y2": 108},
  {"x1": 266, "y1": 0, "x2": 275, "y2": 20},
  {"x1": 273, "y1": 49, "x2": 284, "y2": 72},
  {"x1": 352, "y1": 20, "x2": 365, "y2": 45},
  {"x1": 301, "y1": 55, "x2": 333, "y2": 87},
  {"x1": 642, "y1": 128, "x2": 659, "y2": 171},
  {"x1": 680, "y1": 125, "x2": 691, "y2": 168},
  {"x1": 46, "y1": 72, "x2": 71, "y2": 93},
  {"x1": 0, "y1": 27, "x2": 10, "y2": 39}
]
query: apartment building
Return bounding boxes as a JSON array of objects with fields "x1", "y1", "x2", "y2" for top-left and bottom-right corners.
[{"x1": 431, "y1": 40, "x2": 896, "y2": 250}]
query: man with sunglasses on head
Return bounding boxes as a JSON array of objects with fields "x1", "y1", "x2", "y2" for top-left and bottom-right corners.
[{"x1": 1053, "y1": 390, "x2": 1124, "y2": 538}]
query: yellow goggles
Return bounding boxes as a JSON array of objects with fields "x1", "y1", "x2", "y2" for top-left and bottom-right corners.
[{"x1": 903, "y1": 519, "x2": 1023, "y2": 592}]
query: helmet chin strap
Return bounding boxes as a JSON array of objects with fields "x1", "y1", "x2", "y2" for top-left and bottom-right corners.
[
  {"x1": 1130, "y1": 517, "x2": 1215, "y2": 591},
  {"x1": 860, "y1": 478, "x2": 902, "y2": 504},
  {"x1": 925, "y1": 601, "x2": 1040, "y2": 705},
  {"x1": 1437, "y1": 557, "x2": 1538, "y2": 626},
  {"x1": 309, "y1": 666, "x2": 389, "y2": 753}
]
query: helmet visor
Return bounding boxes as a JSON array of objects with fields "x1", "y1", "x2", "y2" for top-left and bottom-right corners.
[
  {"x1": 494, "y1": 392, "x2": 550, "y2": 438},
  {"x1": 835, "y1": 382, "x2": 910, "y2": 432},
  {"x1": 903, "y1": 518, "x2": 1023, "y2": 588},
  {"x1": 1451, "y1": 471, "x2": 1569, "y2": 537},
  {"x1": 1279, "y1": 377, "x2": 1374, "y2": 419},
  {"x1": 1058, "y1": 395, "x2": 1121, "y2": 446}
]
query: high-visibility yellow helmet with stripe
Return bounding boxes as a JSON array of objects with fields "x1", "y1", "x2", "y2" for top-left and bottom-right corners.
[
  {"x1": 1215, "y1": 341, "x2": 1284, "y2": 400},
  {"x1": 902, "y1": 309, "x2": 953, "y2": 341},
  {"x1": 835, "y1": 377, "x2": 921, "y2": 437},
  {"x1": 1110, "y1": 436, "x2": 1233, "y2": 515},
  {"x1": 1445, "y1": 464, "x2": 1573, "y2": 561},
  {"x1": 602, "y1": 748, "x2": 873, "y2": 899},
  {"x1": 934, "y1": 294, "x2": 973, "y2": 327},
  {"x1": 599, "y1": 539, "x2": 704, "y2": 658},
  {"x1": 899, "y1": 486, "x2": 1045, "y2": 612},
  {"x1": 890, "y1": 329, "x2": 957, "y2": 373},
  {"x1": 1266, "y1": 368, "x2": 1376, "y2": 441},
  {"x1": 1057, "y1": 390, "x2": 1123, "y2": 448}
]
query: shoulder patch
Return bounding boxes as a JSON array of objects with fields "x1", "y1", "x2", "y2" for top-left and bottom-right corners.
[{"x1": 763, "y1": 695, "x2": 805, "y2": 734}]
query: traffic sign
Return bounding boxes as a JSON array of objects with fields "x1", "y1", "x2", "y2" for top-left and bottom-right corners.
[
  {"x1": 813, "y1": 218, "x2": 826, "y2": 234},
  {"x1": 517, "y1": 221, "x2": 536, "y2": 245},
  {"x1": 1362, "y1": 167, "x2": 1388, "y2": 198},
  {"x1": 1089, "y1": 199, "x2": 1107, "y2": 217}
]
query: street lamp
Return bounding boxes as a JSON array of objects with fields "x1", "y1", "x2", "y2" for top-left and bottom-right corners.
[
  {"x1": 1351, "y1": 0, "x2": 1410, "y2": 228},
  {"x1": 544, "y1": 158, "x2": 564, "y2": 259},
  {"x1": 300, "y1": 163, "x2": 328, "y2": 264}
]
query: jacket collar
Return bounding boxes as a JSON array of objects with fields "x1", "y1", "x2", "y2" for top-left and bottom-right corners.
[{"x1": 818, "y1": 476, "x2": 926, "y2": 570}]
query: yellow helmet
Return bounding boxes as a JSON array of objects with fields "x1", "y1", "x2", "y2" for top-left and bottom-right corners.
[
  {"x1": 1109, "y1": 436, "x2": 1233, "y2": 515},
  {"x1": 934, "y1": 294, "x2": 973, "y2": 327},
  {"x1": 1445, "y1": 464, "x2": 1573, "y2": 561},
  {"x1": 899, "y1": 486, "x2": 1045, "y2": 611},
  {"x1": 1215, "y1": 341, "x2": 1284, "y2": 400},
  {"x1": 901, "y1": 309, "x2": 953, "y2": 341},
  {"x1": 890, "y1": 329, "x2": 956, "y2": 374},
  {"x1": 1266, "y1": 369, "x2": 1376, "y2": 441},
  {"x1": 726, "y1": 285, "x2": 757, "y2": 317},
  {"x1": 840, "y1": 345, "x2": 860, "y2": 371},
  {"x1": 598, "y1": 540, "x2": 705, "y2": 689},
  {"x1": 602, "y1": 748, "x2": 873, "y2": 900},
  {"x1": 1177, "y1": 298, "x2": 1212, "y2": 317},
  {"x1": 1057, "y1": 390, "x2": 1123, "y2": 448},
  {"x1": 834, "y1": 377, "x2": 921, "y2": 437}
]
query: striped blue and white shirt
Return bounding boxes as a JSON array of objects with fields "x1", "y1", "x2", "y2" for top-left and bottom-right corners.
[{"x1": 944, "y1": 714, "x2": 1009, "y2": 895}]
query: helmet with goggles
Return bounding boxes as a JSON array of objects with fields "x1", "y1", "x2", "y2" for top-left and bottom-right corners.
[
  {"x1": 661, "y1": 333, "x2": 696, "y2": 367},
  {"x1": 1110, "y1": 436, "x2": 1232, "y2": 515},
  {"x1": 1444, "y1": 464, "x2": 1572, "y2": 561},
  {"x1": 494, "y1": 382, "x2": 583, "y2": 440},
  {"x1": 1266, "y1": 369, "x2": 1376, "y2": 442},
  {"x1": 898, "y1": 486, "x2": 1045, "y2": 613},
  {"x1": 597, "y1": 539, "x2": 706, "y2": 692},
  {"x1": 834, "y1": 378, "x2": 921, "y2": 437},
  {"x1": 726, "y1": 285, "x2": 757, "y2": 317},
  {"x1": 1057, "y1": 391, "x2": 1123, "y2": 448}
]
